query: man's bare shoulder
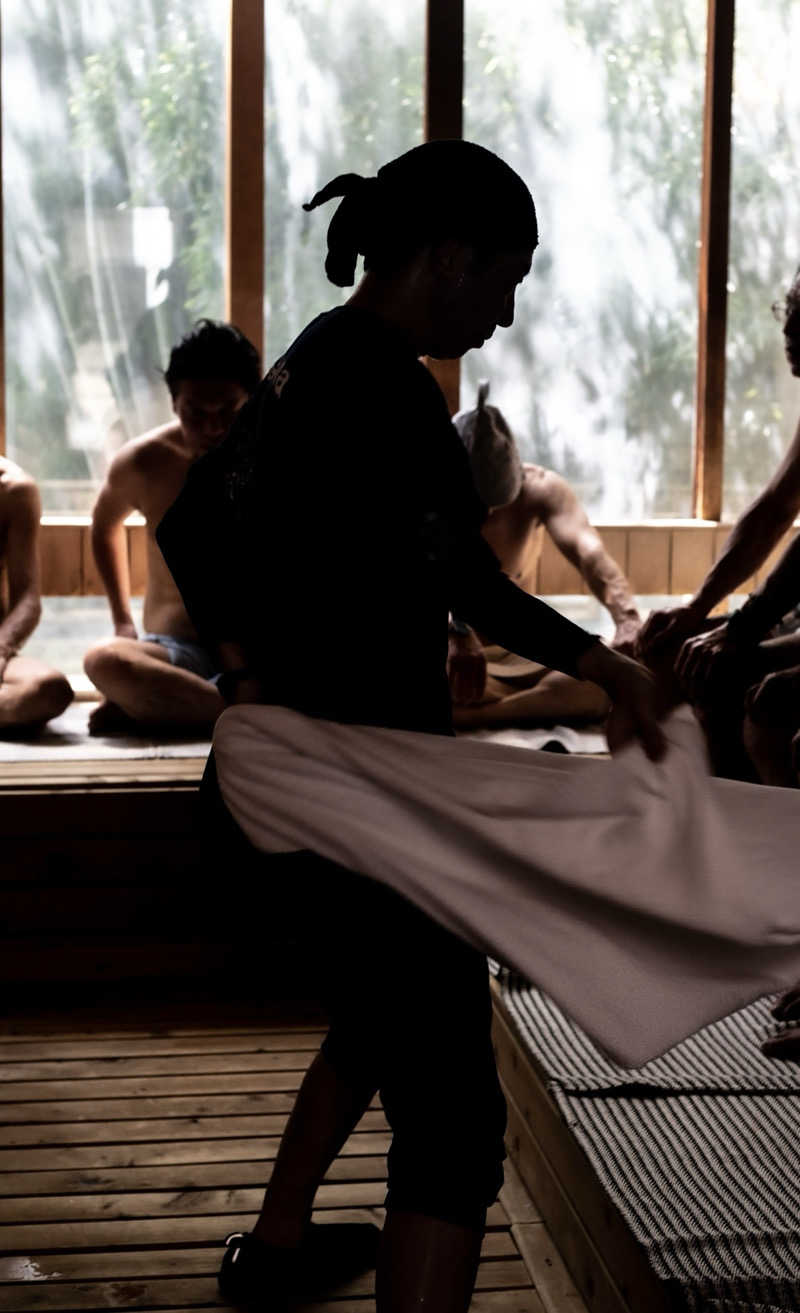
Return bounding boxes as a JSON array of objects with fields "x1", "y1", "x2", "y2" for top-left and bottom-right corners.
[
  {"x1": 520, "y1": 463, "x2": 570, "y2": 511},
  {"x1": 0, "y1": 458, "x2": 41, "y2": 521},
  {"x1": 113, "y1": 421, "x2": 186, "y2": 477}
]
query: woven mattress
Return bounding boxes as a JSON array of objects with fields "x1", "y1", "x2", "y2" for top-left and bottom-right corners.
[{"x1": 498, "y1": 974, "x2": 800, "y2": 1312}]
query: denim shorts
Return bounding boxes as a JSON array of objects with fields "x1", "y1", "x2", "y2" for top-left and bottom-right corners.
[{"x1": 142, "y1": 632, "x2": 221, "y2": 684}]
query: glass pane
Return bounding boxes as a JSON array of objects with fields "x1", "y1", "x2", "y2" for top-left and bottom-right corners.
[
  {"x1": 2, "y1": 0, "x2": 226, "y2": 514},
  {"x1": 464, "y1": 0, "x2": 706, "y2": 519},
  {"x1": 264, "y1": 0, "x2": 425, "y2": 359},
  {"x1": 723, "y1": 1, "x2": 800, "y2": 519}
]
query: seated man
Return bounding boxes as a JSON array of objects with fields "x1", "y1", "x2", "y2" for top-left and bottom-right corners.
[
  {"x1": 84, "y1": 319, "x2": 260, "y2": 734},
  {"x1": 449, "y1": 382, "x2": 641, "y2": 728},
  {"x1": 0, "y1": 458, "x2": 72, "y2": 730},
  {"x1": 637, "y1": 266, "x2": 800, "y2": 787}
]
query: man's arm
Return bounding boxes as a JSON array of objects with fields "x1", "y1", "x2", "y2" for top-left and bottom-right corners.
[
  {"x1": 537, "y1": 471, "x2": 641, "y2": 648},
  {"x1": 91, "y1": 451, "x2": 139, "y2": 638},
  {"x1": 0, "y1": 480, "x2": 43, "y2": 679},
  {"x1": 639, "y1": 417, "x2": 800, "y2": 659}
]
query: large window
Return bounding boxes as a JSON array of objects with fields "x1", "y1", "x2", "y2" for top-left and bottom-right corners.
[
  {"x1": 263, "y1": 0, "x2": 424, "y2": 362},
  {"x1": 464, "y1": 0, "x2": 706, "y2": 520},
  {"x1": 2, "y1": 0, "x2": 226, "y2": 513},
  {"x1": 1, "y1": 0, "x2": 794, "y2": 533},
  {"x1": 723, "y1": 0, "x2": 800, "y2": 518}
]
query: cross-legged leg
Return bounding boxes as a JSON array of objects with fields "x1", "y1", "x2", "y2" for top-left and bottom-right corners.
[
  {"x1": 0, "y1": 656, "x2": 72, "y2": 730},
  {"x1": 454, "y1": 666, "x2": 608, "y2": 728},
  {"x1": 84, "y1": 638, "x2": 223, "y2": 732}
]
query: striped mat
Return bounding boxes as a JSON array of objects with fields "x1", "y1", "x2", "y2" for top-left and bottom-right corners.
[{"x1": 497, "y1": 974, "x2": 800, "y2": 1311}]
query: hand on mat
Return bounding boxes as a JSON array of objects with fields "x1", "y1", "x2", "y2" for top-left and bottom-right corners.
[
  {"x1": 577, "y1": 644, "x2": 667, "y2": 762},
  {"x1": 448, "y1": 625, "x2": 487, "y2": 704},
  {"x1": 761, "y1": 1026, "x2": 800, "y2": 1061}
]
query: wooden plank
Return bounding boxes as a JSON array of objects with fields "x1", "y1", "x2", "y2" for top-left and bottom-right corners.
[
  {"x1": 0, "y1": 1095, "x2": 311, "y2": 1128},
  {"x1": 0, "y1": 1069, "x2": 318, "y2": 1102},
  {"x1": 0, "y1": 1050, "x2": 318, "y2": 1083},
  {"x1": 511, "y1": 1223, "x2": 590, "y2": 1313},
  {"x1": 0, "y1": 1201, "x2": 509, "y2": 1253},
  {"x1": 0, "y1": 1285, "x2": 541, "y2": 1313},
  {"x1": 0, "y1": 1032, "x2": 326, "y2": 1062},
  {"x1": 625, "y1": 529, "x2": 670, "y2": 595},
  {"x1": 0, "y1": 1154, "x2": 392, "y2": 1199},
  {"x1": 537, "y1": 535, "x2": 585, "y2": 596},
  {"x1": 0, "y1": 1110, "x2": 389, "y2": 1146},
  {"x1": 0, "y1": 1181, "x2": 390, "y2": 1224},
  {"x1": 0, "y1": 1130, "x2": 390, "y2": 1174},
  {"x1": 79, "y1": 524, "x2": 104, "y2": 595},
  {"x1": 669, "y1": 527, "x2": 715, "y2": 596},
  {"x1": 499, "y1": 1159, "x2": 542, "y2": 1225},
  {"x1": 226, "y1": 0, "x2": 265, "y2": 360},
  {"x1": 0, "y1": 1234, "x2": 517, "y2": 1284},
  {"x1": 692, "y1": 0, "x2": 734, "y2": 521},
  {"x1": 38, "y1": 525, "x2": 82, "y2": 596}
]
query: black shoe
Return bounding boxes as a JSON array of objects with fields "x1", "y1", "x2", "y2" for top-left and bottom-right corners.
[
  {"x1": 218, "y1": 1222, "x2": 381, "y2": 1305},
  {"x1": 218, "y1": 1232, "x2": 298, "y2": 1309}
]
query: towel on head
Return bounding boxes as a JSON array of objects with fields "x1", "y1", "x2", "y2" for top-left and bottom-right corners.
[{"x1": 453, "y1": 381, "x2": 523, "y2": 509}]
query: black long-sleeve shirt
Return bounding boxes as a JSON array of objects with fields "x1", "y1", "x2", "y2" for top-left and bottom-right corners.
[{"x1": 157, "y1": 305, "x2": 598, "y2": 735}]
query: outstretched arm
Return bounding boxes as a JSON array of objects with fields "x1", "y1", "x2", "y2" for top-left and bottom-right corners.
[
  {"x1": 639, "y1": 415, "x2": 800, "y2": 660},
  {"x1": 91, "y1": 452, "x2": 138, "y2": 638},
  {"x1": 0, "y1": 479, "x2": 43, "y2": 677},
  {"x1": 538, "y1": 471, "x2": 640, "y2": 649}
]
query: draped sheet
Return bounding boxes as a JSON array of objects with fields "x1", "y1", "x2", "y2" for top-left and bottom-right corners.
[{"x1": 213, "y1": 705, "x2": 800, "y2": 1068}]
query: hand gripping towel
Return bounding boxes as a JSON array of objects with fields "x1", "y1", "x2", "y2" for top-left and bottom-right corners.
[{"x1": 213, "y1": 704, "x2": 800, "y2": 1067}]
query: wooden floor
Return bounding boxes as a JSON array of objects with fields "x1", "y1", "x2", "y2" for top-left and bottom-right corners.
[{"x1": 0, "y1": 1004, "x2": 588, "y2": 1313}]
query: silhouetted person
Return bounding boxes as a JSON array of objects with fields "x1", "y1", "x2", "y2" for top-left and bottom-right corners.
[
  {"x1": 158, "y1": 140, "x2": 664, "y2": 1312},
  {"x1": 84, "y1": 320, "x2": 260, "y2": 734}
]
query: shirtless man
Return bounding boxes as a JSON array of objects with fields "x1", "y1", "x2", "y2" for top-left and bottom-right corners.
[
  {"x1": 84, "y1": 319, "x2": 260, "y2": 734},
  {"x1": 449, "y1": 382, "x2": 641, "y2": 728},
  {"x1": 0, "y1": 459, "x2": 72, "y2": 730},
  {"x1": 637, "y1": 266, "x2": 800, "y2": 786}
]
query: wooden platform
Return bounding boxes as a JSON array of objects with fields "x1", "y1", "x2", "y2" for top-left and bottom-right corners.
[
  {"x1": 491, "y1": 983, "x2": 670, "y2": 1313},
  {"x1": 0, "y1": 1003, "x2": 589, "y2": 1313}
]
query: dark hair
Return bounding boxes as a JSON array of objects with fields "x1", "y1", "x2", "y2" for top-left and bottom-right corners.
[
  {"x1": 164, "y1": 319, "x2": 261, "y2": 397},
  {"x1": 304, "y1": 140, "x2": 538, "y2": 288}
]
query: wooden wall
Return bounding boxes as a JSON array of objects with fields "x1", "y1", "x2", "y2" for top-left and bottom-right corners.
[{"x1": 38, "y1": 519, "x2": 798, "y2": 599}]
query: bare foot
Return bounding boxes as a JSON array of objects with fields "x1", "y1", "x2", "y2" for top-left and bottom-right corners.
[{"x1": 88, "y1": 699, "x2": 138, "y2": 735}]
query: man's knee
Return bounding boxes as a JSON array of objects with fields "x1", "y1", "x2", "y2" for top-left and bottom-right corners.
[
  {"x1": 34, "y1": 670, "x2": 73, "y2": 720},
  {"x1": 84, "y1": 639, "x2": 137, "y2": 688}
]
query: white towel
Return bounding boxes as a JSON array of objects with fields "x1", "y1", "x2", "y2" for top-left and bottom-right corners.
[{"x1": 213, "y1": 704, "x2": 800, "y2": 1067}]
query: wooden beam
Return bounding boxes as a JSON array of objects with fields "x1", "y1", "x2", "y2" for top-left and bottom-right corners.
[
  {"x1": 0, "y1": 7, "x2": 6, "y2": 457},
  {"x1": 225, "y1": 0, "x2": 265, "y2": 363},
  {"x1": 423, "y1": 0, "x2": 464, "y2": 415},
  {"x1": 692, "y1": 0, "x2": 735, "y2": 521}
]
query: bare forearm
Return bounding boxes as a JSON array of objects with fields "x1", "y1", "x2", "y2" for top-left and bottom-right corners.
[
  {"x1": 0, "y1": 592, "x2": 41, "y2": 656},
  {"x1": 693, "y1": 497, "x2": 797, "y2": 617},
  {"x1": 92, "y1": 524, "x2": 133, "y2": 626},
  {"x1": 581, "y1": 548, "x2": 640, "y2": 628}
]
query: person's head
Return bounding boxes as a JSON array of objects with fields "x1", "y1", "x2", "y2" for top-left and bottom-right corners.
[
  {"x1": 774, "y1": 267, "x2": 800, "y2": 376},
  {"x1": 304, "y1": 140, "x2": 538, "y2": 359},
  {"x1": 164, "y1": 319, "x2": 261, "y2": 450},
  {"x1": 454, "y1": 381, "x2": 523, "y2": 510}
]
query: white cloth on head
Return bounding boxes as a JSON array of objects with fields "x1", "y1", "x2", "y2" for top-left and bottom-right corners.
[{"x1": 213, "y1": 704, "x2": 800, "y2": 1068}]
